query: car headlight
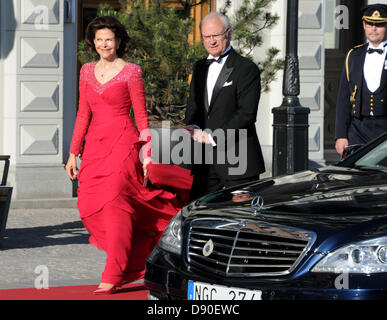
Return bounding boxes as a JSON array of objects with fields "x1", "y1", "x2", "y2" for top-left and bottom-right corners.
[
  {"x1": 157, "y1": 210, "x2": 183, "y2": 255},
  {"x1": 312, "y1": 237, "x2": 387, "y2": 274}
]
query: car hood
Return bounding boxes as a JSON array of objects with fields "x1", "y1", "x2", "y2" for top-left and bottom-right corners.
[{"x1": 185, "y1": 166, "x2": 387, "y2": 227}]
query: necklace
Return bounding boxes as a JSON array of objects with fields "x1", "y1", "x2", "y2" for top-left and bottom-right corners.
[{"x1": 100, "y1": 58, "x2": 118, "y2": 78}]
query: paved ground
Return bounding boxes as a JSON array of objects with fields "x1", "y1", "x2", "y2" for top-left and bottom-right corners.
[{"x1": 0, "y1": 207, "x2": 107, "y2": 290}]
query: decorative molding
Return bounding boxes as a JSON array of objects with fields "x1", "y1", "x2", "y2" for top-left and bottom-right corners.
[
  {"x1": 299, "y1": 1, "x2": 322, "y2": 29},
  {"x1": 20, "y1": 124, "x2": 59, "y2": 155},
  {"x1": 21, "y1": 0, "x2": 60, "y2": 25},
  {"x1": 308, "y1": 123, "x2": 320, "y2": 152},
  {"x1": 21, "y1": 81, "x2": 59, "y2": 112},
  {"x1": 299, "y1": 42, "x2": 322, "y2": 70},
  {"x1": 299, "y1": 83, "x2": 321, "y2": 111},
  {"x1": 20, "y1": 37, "x2": 60, "y2": 68}
]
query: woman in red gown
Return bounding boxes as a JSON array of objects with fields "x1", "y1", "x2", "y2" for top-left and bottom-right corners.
[{"x1": 65, "y1": 16, "x2": 188, "y2": 294}]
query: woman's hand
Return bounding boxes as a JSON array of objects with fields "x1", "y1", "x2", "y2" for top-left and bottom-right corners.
[
  {"x1": 65, "y1": 154, "x2": 78, "y2": 180},
  {"x1": 143, "y1": 157, "x2": 152, "y2": 177}
]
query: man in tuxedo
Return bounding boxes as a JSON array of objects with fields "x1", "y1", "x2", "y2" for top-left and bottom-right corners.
[
  {"x1": 185, "y1": 12, "x2": 265, "y2": 199},
  {"x1": 335, "y1": 3, "x2": 387, "y2": 155}
]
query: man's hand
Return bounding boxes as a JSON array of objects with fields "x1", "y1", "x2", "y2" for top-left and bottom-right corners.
[
  {"x1": 335, "y1": 138, "x2": 349, "y2": 155},
  {"x1": 192, "y1": 129, "x2": 212, "y2": 144},
  {"x1": 184, "y1": 125, "x2": 213, "y2": 145}
]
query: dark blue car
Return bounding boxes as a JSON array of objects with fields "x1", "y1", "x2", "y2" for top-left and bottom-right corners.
[{"x1": 144, "y1": 132, "x2": 387, "y2": 300}]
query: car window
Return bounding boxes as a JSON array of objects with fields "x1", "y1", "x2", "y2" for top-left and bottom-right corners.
[{"x1": 354, "y1": 140, "x2": 387, "y2": 168}]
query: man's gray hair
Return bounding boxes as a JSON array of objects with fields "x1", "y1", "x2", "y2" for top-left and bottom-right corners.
[{"x1": 199, "y1": 12, "x2": 232, "y2": 39}]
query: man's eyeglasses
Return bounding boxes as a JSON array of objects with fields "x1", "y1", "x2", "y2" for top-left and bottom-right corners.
[{"x1": 202, "y1": 28, "x2": 229, "y2": 41}]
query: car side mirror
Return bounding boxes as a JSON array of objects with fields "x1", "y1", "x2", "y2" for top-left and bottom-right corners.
[{"x1": 341, "y1": 144, "x2": 363, "y2": 159}]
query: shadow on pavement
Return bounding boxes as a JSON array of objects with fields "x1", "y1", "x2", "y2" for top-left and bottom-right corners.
[{"x1": 0, "y1": 221, "x2": 90, "y2": 250}]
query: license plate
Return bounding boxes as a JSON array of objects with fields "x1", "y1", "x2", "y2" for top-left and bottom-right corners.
[{"x1": 187, "y1": 281, "x2": 262, "y2": 300}]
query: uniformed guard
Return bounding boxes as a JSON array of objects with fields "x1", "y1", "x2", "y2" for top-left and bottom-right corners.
[{"x1": 335, "y1": 3, "x2": 387, "y2": 154}]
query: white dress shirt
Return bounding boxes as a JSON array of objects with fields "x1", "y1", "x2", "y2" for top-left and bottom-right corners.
[
  {"x1": 206, "y1": 46, "x2": 231, "y2": 105},
  {"x1": 207, "y1": 55, "x2": 228, "y2": 105},
  {"x1": 364, "y1": 40, "x2": 387, "y2": 93},
  {"x1": 204, "y1": 46, "x2": 232, "y2": 146}
]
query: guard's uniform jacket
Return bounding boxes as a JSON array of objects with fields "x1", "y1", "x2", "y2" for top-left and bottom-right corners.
[{"x1": 335, "y1": 43, "x2": 387, "y2": 144}]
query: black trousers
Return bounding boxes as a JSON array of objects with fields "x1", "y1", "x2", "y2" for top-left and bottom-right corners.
[{"x1": 190, "y1": 164, "x2": 260, "y2": 201}]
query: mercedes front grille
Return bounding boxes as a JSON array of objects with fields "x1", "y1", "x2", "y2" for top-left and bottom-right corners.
[{"x1": 187, "y1": 218, "x2": 315, "y2": 277}]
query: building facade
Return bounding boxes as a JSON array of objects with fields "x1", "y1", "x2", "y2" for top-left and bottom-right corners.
[{"x1": 0, "y1": 0, "x2": 376, "y2": 202}]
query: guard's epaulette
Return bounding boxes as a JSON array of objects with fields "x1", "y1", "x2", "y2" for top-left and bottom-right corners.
[
  {"x1": 353, "y1": 43, "x2": 367, "y2": 49},
  {"x1": 345, "y1": 43, "x2": 367, "y2": 81}
]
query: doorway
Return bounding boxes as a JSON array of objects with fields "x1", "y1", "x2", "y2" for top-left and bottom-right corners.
[
  {"x1": 77, "y1": 0, "x2": 122, "y2": 42},
  {"x1": 324, "y1": 0, "x2": 366, "y2": 161}
]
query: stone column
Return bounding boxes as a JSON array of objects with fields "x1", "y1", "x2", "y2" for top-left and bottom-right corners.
[
  {"x1": 0, "y1": 0, "x2": 75, "y2": 201},
  {"x1": 298, "y1": 0, "x2": 326, "y2": 166}
]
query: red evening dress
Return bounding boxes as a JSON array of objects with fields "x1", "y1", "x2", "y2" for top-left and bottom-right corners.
[{"x1": 69, "y1": 62, "x2": 189, "y2": 285}]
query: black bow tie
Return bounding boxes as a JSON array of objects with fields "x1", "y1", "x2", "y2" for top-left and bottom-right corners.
[
  {"x1": 367, "y1": 48, "x2": 384, "y2": 54},
  {"x1": 206, "y1": 50, "x2": 231, "y2": 66}
]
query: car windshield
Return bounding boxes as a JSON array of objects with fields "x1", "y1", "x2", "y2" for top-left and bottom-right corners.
[{"x1": 354, "y1": 139, "x2": 387, "y2": 169}]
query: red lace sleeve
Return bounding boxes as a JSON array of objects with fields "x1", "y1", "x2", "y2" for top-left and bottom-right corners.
[
  {"x1": 69, "y1": 64, "x2": 92, "y2": 156},
  {"x1": 128, "y1": 65, "x2": 152, "y2": 159}
]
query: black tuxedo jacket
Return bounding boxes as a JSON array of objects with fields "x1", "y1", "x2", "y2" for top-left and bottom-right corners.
[
  {"x1": 335, "y1": 43, "x2": 387, "y2": 140},
  {"x1": 185, "y1": 48, "x2": 265, "y2": 181}
]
